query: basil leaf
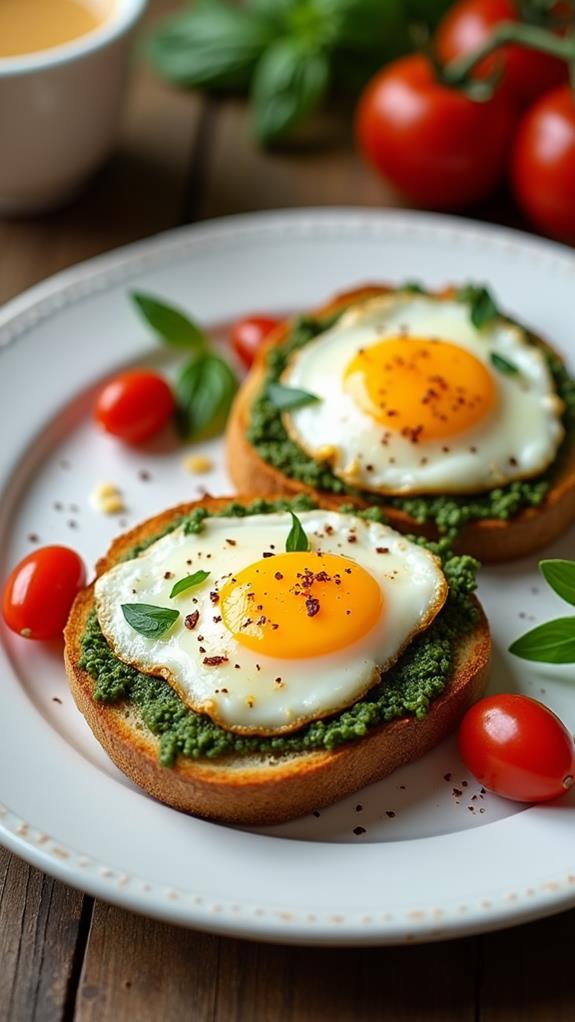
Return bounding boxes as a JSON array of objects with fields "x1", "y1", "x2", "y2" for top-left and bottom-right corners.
[
  {"x1": 147, "y1": 4, "x2": 274, "y2": 91},
  {"x1": 285, "y1": 511, "x2": 310, "y2": 552},
  {"x1": 540, "y1": 560, "x2": 575, "y2": 607},
  {"x1": 132, "y1": 292, "x2": 206, "y2": 353},
  {"x1": 252, "y1": 39, "x2": 330, "y2": 144},
  {"x1": 122, "y1": 603, "x2": 179, "y2": 638},
  {"x1": 170, "y1": 570, "x2": 211, "y2": 599},
  {"x1": 176, "y1": 353, "x2": 238, "y2": 440},
  {"x1": 458, "y1": 285, "x2": 499, "y2": 330},
  {"x1": 490, "y1": 352, "x2": 520, "y2": 376},
  {"x1": 316, "y1": 0, "x2": 409, "y2": 56},
  {"x1": 509, "y1": 616, "x2": 575, "y2": 663},
  {"x1": 267, "y1": 382, "x2": 320, "y2": 411}
]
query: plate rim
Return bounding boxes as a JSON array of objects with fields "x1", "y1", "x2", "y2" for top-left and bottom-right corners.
[{"x1": 2, "y1": 206, "x2": 575, "y2": 946}]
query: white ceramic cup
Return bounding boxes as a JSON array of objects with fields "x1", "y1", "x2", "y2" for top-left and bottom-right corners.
[{"x1": 0, "y1": 0, "x2": 148, "y2": 215}]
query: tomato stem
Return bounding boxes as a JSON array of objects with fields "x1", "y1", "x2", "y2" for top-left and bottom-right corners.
[{"x1": 442, "y1": 20, "x2": 575, "y2": 88}]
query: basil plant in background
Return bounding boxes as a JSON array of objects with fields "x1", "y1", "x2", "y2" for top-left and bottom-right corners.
[
  {"x1": 146, "y1": 0, "x2": 455, "y2": 144},
  {"x1": 510, "y1": 561, "x2": 575, "y2": 663}
]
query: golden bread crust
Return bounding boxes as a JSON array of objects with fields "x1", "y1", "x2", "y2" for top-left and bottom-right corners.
[
  {"x1": 226, "y1": 286, "x2": 575, "y2": 562},
  {"x1": 64, "y1": 496, "x2": 490, "y2": 826}
]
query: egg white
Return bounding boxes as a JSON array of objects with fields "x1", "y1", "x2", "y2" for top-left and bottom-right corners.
[
  {"x1": 94, "y1": 511, "x2": 447, "y2": 735},
  {"x1": 281, "y1": 293, "x2": 564, "y2": 495}
]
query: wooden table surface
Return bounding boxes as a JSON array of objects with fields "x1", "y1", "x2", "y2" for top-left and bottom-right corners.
[{"x1": 1, "y1": 4, "x2": 574, "y2": 1019}]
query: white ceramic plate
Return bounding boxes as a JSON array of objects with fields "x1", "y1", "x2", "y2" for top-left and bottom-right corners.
[{"x1": 1, "y1": 209, "x2": 575, "y2": 946}]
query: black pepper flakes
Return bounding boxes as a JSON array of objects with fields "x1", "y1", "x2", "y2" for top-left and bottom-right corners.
[
  {"x1": 305, "y1": 595, "x2": 320, "y2": 617},
  {"x1": 203, "y1": 655, "x2": 228, "y2": 666},
  {"x1": 353, "y1": 826, "x2": 366, "y2": 836}
]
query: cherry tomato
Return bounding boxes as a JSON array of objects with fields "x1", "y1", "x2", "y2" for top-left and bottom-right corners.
[
  {"x1": 2, "y1": 546, "x2": 86, "y2": 640},
  {"x1": 459, "y1": 694, "x2": 575, "y2": 803},
  {"x1": 511, "y1": 85, "x2": 575, "y2": 245},
  {"x1": 94, "y1": 370, "x2": 175, "y2": 444},
  {"x1": 355, "y1": 54, "x2": 517, "y2": 209},
  {"x1": 436, "y1": 0, "x2": 567, "y2": 108},
  {"x1": 230, "y1": 316, "x2": 280, "y2": 370}
]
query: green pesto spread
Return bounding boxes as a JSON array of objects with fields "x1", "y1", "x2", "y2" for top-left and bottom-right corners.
[
  {"x1": 247, "y1": 305, "x2": 575, "y2": 540},
  {"x1": 79, "y1": 497, "x2": 479, "y2": 768}
]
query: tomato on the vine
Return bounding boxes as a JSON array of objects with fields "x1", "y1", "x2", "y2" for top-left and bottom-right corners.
[
  {"x1": 94, "y1": 370, "x2": 175, "y2": 444},
  {"x1": 230, "y1": 315, "x2": 280, "y2": 370},
  {"x1": 2, "y1": 546, "x2": 86, "y2": 640},
  {"x1": 459, "y1": 694, "x2": 575, "y2": 803},
  {"x1": 355, "y1": 54, "x2": 517, "y2": 209},
  {"x1": 436, "y1": 0, "x2": 567, "y2": 108},
  {"x1": 511, "y1": 85, "x2": 575, "y2": 245}
]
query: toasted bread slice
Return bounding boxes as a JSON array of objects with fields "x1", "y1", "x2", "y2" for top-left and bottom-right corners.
[
  {"x1": 227, "y1": 287, "x2": 575, "y2": 563},
  {"x1": 64, "y1": 497, "x2": 490, "y2": 826}
]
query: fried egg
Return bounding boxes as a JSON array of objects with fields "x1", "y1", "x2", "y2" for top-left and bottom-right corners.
[
  {"x1": 94, "y1": 511, "x2": 447, "y2": 735},
  {"x1": 281, "y1": 293, "x2": 564, "y2": 494}
]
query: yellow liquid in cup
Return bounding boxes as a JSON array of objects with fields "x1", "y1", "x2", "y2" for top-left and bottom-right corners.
[{"x1": 0, "y1": 0, "x2": 113, "y2": 57}]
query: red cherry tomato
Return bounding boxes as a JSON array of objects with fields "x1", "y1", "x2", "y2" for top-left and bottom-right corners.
[
  {"x1": 355, "y1": 54, "x2": 517, "y2": 209},
  {"x1": 436, "y1": 0, "x2": 567, "y2": 108},
  {"x1": 511, "y1": 85, "x2": 575, "y2": 245},
  {"x1": 230, "y1": 315, "x2": 280, "y2": 370},
  {"x1": 2, "y1": 546, "x2": 86, "y2": 640},
  {"x1": 94, "y1": 370, "x2": 175, "y2": 444},
  {"x1": 459, "y1": 694, "x2": 575, "y2": 803}
]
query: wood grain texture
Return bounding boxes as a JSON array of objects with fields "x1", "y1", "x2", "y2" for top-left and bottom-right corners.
[
  {"x1": 74, "y1": 903, "x2": 219, "y2": 1022},
  {"x1": 0, "y1": 846, "x2": 89, "y2": 1022}
]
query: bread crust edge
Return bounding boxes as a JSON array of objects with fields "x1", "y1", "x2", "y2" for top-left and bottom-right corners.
[
  {"x1": 226, "y1": 285, "x2": 575, "y2": 563},
  {"x1": 64, "y1": 495, "x2": 490, "y2": 826}
]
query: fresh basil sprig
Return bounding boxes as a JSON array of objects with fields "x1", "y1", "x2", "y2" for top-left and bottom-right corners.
[
  {"x1": 175, "y1": 354, "x2": 238, "y2": 440},
  {"x1": 267, "y1": 382, "x2": 320, "y2": 411},
  {"x1": 285, "y1": 511, "x2": 310, "y2": 552},
  {"x1": 170, "y1": 570, "x2": 211, "y2": 598},
  {"x1": 146, "y1": 0, "x2": 444, "y2": 145},
  {"x1": 131, "y1": 292, "x2": 207, "y2": 353},
  {"x1": 490, "y1": 352, "x2": 520, "y2": 377},
  {"x1": 458, "y1": 285, "x2": 499, "y2": 330},
  {"x1": 122, "y1": 603, "x2": 180, "y2": 638},
  {"x1": 509, "y1": 559, "x2": 575, "y2": 663}
]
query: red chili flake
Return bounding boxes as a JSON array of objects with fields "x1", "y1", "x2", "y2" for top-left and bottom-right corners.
[
  {"x1": 184, "y1": 611, "x2": 199, "y2": 630},
  {"x1": 353, "y1": 826, "x2": 366, "y2": 836},
  {"x1": 376, "y1": 547, "x2": 389, "y2": 554},
  {"x1": 274, "y1": 571, "x2": 284, "y2": 581},
  {"x1": 204, "y1": 655, "x2": 228, "y2": 666},
  {"x1": 225, "y1": 538, "x2": 236, "y2": 546},
  {"x1": 386, "y1": 410, "x2": 398, "y2": 417},
  {"x1": 209, "y1": 591, "x2": 220, "y2": 604},
  {"x1": 305, "y1": 595, "x2": 320, "y2": 617}
]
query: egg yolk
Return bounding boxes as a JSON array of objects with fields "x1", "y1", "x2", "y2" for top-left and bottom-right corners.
[
  {"x1": 219, "y1": 552, "x2": 383, "y2": 659},
  {"x1": 344, "y1": 337, "x2": 497, "y2": 442}
]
